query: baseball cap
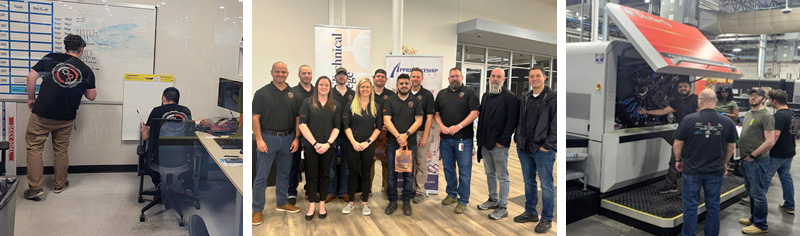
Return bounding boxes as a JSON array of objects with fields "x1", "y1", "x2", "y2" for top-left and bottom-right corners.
[
  {"x1": 748, "y1": 88, "x2": 766, "y2": 97},
  {"x1": 336, "y1": 67, "x2": 348, "y2": 76}
]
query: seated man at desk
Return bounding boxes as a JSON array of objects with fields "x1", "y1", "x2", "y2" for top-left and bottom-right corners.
[{"x1": 140, "y1": 87, "x2": 195, "y2": 195}]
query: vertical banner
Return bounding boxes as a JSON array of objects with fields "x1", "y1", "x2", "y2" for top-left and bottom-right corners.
[
  {"x1": 385, "y1": 55, "x2": 444, "y2": 194},
  {"x1": 2, "y1": 102, "x2": 16, "y2": 176},
  {"x1": 314, "y1": 25, "x2": 371, "y2": 89}
]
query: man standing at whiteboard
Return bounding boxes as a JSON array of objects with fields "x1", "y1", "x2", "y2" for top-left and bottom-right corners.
[{"x1": 23, "y1": 34, "x2": 97, "y2": 199}]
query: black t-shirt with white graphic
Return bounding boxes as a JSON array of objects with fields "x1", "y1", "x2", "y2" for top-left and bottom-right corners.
[
  {"x1": 673, "y1": 109, "x2": 738, "y2": 176},
  {"x1": 771, "y1": 109, "x2": 796, "y2": 158},
  {"x1": 146, "y1": 104, "x2": 192, "y2": 140},
  {"x1": 32, "y1": 53, "x2": 96, "y2": 121}
]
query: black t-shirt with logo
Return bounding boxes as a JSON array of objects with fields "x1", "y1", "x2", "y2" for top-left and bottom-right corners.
[
  {"x1": 298, "y1": 98, "x2": 341, "y2": 147},
  {"x1": 375, "y1": 88, "x2": 396, "y2": 112},
  {"x1": 333, "y1": 87, "x2": 355, "y2": 138},
  {"x1": 32, "y1": 53, "x2": 96, "y2": 121},
  {"x1": 343, "y1": 101, "x2": 382, "y2": 142},
  {"x1": 771, "y1": 109, "x2": 797, "y2": 158},
  {"x1": 673, "y1": 109, "x2": 738, "y2": 176},
  {"x1": 669, "y1": 94, "x2": 699, "y2": 123},
  {"x1": 411, "y1": 86, "x2": 436, "y2": 130},
  {"x1": 383, "y1": 94, "x2": 423, "y2": 145},
  {"x1": 292, "y1": 83, "x2": 314, "y2": 104},
  {"x1": 252, "y1": 82, "x2": 301, "y2": 132},
  {"x1": 146, "y1": 103, "x2": 192, "y2": 141},
  {"x1": 435, "y1": 85, "x2": 480, "y2": 139}
]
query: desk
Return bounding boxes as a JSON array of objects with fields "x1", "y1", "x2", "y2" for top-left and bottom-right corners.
[{"x1": 195, "y1": 131, "x2": 243, "y2": 236}]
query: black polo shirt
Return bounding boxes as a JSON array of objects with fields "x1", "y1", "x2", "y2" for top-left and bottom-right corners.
[
  {"x1": 374, "y1": 88, "x2": 396, "y2": 109},
  {"x1": 343, "y1": 101, "x2": 382, "y2": 142},
  {"x1": 383, "y1": 94, "x2": 423, "y2": 145},
  {"x1": 253, "y1": 82, "x2": 300, "y2": 132},
  {"x1": 333, "y1": 86, "x2": 355, "y2": 138},
  {"x1": 670, "y1": 94, "x2": 699, "y2": 123},
  {"x1": 292, "y1": 83, "x2": 314, "y2": 104},
  {"x1": 298, "y1": 98, "x2": 341, "y2": 147},
  {"x1": 435, "y1": 85, "x2": 480, "y2": 139},
  {"x1": 412, "y1": 86, "x2": 436, "y2": 129}
]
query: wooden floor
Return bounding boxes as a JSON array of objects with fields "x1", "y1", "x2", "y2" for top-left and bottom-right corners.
[{"x1": 253, "y1": 144, "x2": 557, "y2": 235}]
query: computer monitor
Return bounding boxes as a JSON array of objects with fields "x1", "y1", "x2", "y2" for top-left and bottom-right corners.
[{"x1": 218, "y1": 78, "x2": 243, "y2": 113}]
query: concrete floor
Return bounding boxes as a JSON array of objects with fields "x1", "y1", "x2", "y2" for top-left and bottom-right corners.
[
  {"x1": 9, "y1": 172, "x2": 238, "y2": 236},
  {"x1": 569, "y1": 146, "x2": 800, "y2": 235}
]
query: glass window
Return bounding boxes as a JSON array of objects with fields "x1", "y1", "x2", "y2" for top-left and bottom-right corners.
[
  {"x1": 465, "y1": 67, "x2": 482, "y2": 94},
  {"x1": 487, "y1": 49, "x2": 510, "y2": 66},
  {"x1": 456, "y1": 44, "x2": 463, "y2": 62},
  {"x1": 552, "y1": 58, "x2": 557, "y2": 72},
  {"x1": 511, "y1": 68, "x2": 530, "y2": 97},
  {"x1": 534, "y1": 55, "x2": 551, "y2": 71},
  {"x1": 513, "y1": 53, "x2": 532, "y2": 68},
  {"x1": 550, "y1": 71, "x2": 557, "y2": 91},
  {"x1": 464, "y1": 46, "x2": 485, "y2": 63}
]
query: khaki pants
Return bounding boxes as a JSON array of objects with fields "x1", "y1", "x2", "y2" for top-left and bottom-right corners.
[
  {"x1": 26, "y1": 114, "x2": 74, "y2": 190},
  {"x1": 414, "y1": 132, "x2": 428, "y2": 194}
]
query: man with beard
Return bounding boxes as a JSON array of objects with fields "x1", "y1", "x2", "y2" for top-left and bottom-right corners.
[
  {"x1": 476, "y1": 68, "x2": 519, "y2": 220},
  {"x1": 371, "y1": 69, "x2": 395, "y2": 192},
  {"x1": 637, "y1": 77, "x2": 699, "y2": 194},
  {"x1": 382, "y1": 73, "x2": 423, "y2": 216},
  {"x1": 738, "y1": 88, "x2": 775, "y2": 234},
  {"x1": 327, "y1": 67, "x2": 355, "y2": 202},
  {"x1": 434, "y1": 68, "x2": 480, "y2": 214},
  {"x1": 409, "y1": 67, "x2": 435, "y2": 203},
  {"x1": 288, "y1": 65, "x2": 314, "y2": 205},
  {"x1": 766, "y1": 89, "x2": 796, "y2": 215}
]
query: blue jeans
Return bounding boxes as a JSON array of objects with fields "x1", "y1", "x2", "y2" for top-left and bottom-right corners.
[
  {"x1": 741, "y1": 156, "x2": 770, "y2": 231},
  {"x1": 767, "y1": 156, "x2": 794, "y2": 210},
  {"x1": 440, "y1": 138, "x2": 473, "y2": 205},
  {"x1": 252, "y1": 133, "x2": 294, "y2": 212},
  {"x1": 387, "y1": 142, "x2": 416, "y2": 202},
  {"x1": 518, "y1": 146, "x2": 555, "y2": 221},
  {"x1": 681, "y1": 174, "x2": 724, "y2": 236},
  {"x1": 288, "y1": 143, "x2": 303, "y2": 197},
  {"x1": 482, "y1": 146, "x2": 510, "y2": 207},
  {"x1": 328, "y1": 138, "x2": 348, "y2": 197}
]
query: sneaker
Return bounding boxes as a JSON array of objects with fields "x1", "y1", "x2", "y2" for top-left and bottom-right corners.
[
  {"x1": 780, "y1": 204, "x2": 795, "y2": 214},
  {"x1": 403, "y1": 201, "x2": 412, "y2": 216},
  {"x1": 739, "y1": 218, "x2": 752, "y2": 226},
  {"x1": 441, "y1": 195, "x2": 458, "y2": 205},
  {"x1": 742, "y1": 225, "x2": 768, "y2": 234},
  {"x1": 23, "y1": 188, "x2": 44, "y2": 199},
  {"x1": 477, "y1": 198, "x2": 499, "y2": 210},
  {"x1": 362, "y1": 204, "x2": 371, "y2": 216},
  {"x1": 184, "y1": 188, "x2": 193, "y2": 197},
  {"x1": 514, "y1": 212, "x2": 540, "y2": 223},
  {"x1": 276, "y1": 204, "x2": 301, "y2": 213},
  {"x1": 252, "y1": 212, "x2": 263, "y2": 225},
  {"x1": 288, "y1": 196, "x2": 297, "y2": 206},
  {"x1": 455, "y1": 203, "x2": 467, "y2": 214},
  {"x1": 657, "y1": 185, "x2": 678, "y2": 194},
  {"x1": 53, "y1": 180, "x2": 70, "y2": 194},
  {"x1": 413, "y1": 194, "x2": 424, "y2": 204},
  {"x1": 342, "y1": 203, "x2": 355, "y2": 214},
  {"x1": 535, "y1": 218, "x2": 552, "y2": 233},
  {"x1": 385, "y1": 201, "x2": 398, "y2": 215},
  {"x1": 489, "y1": 207, "x2": 508, "y2": 220}
]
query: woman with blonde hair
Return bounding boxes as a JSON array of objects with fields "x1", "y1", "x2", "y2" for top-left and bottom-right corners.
[{"x1": 341, "y1": 78, "x2": 382, "y2": 215}]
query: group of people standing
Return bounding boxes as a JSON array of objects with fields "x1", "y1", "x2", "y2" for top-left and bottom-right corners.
[
  {"x1": 641, "y1": 78, "x2": 796, "y2": 236},
  {"x1": 252, "y1": 61, "x2": 557, "y2": 234}
]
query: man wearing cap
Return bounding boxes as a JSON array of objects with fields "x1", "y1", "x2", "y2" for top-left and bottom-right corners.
[
  {"x1": 372, "y1": 69, "x2": 395, "y2": 193},
  {"x1": 637, "y1": 77, "x2": 699, "y2": 194},
  {"x1": 738, "y1": 88, "x2": 776, "y2": 234},
  {"x1": 327, "y1": 67, "x2": 355, "y2": 202},
  {"x1": 23, "y1": 34, "x2": 97, "y2": 199}
]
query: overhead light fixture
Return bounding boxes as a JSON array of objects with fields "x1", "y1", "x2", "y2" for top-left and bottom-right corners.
[
  {"x1": 220, "y1": 6, "x2": 225, "y2": 9},
  {"x1": 733, "y1": 48, "x2": 742, "y2": 52}
]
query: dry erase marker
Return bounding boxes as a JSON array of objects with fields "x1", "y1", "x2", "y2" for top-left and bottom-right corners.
[{"x1": 136, "y1": 110, "x2": 145, "y2": 124}]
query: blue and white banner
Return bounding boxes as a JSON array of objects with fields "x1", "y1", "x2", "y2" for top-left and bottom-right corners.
[
  {"x1": 386, "y1": 55, "x2": 443, "y2": 194},
  {"x1": 314, "y1": 25, "x2": 371, "y2": 89}
]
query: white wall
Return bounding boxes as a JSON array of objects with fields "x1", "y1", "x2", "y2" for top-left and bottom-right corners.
[
  {"x1": 732, "y1": 62, "x2": 800, "y2": 80},
  {"x1": 15, "y1": 0, "x2": 243, "y2": 167},
  {"x1": 254, "y1": 0, "x2": 557, "y2": 93}
]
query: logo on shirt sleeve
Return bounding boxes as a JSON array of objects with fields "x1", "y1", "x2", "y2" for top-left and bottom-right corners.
[
  {"x1": 348, "y1": 94, "x2": 354, "y2": 101},
  {"x1": 51, "y1": 62, "x2": 83, "y2": 88},
  {"x1": 384, "y1": 95, "x2": 388, "y2": 100},
  {"x1": 417, "y1": 95, "x2": 422, "y2": 100}
]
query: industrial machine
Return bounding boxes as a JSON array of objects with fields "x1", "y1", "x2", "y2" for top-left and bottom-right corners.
[{"x1": 566, "y1": 3, "x2": 746, "y2": 235}]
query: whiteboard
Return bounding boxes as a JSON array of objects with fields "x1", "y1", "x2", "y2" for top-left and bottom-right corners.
[
  {"x1": 121, "y1": 74, "x2": 173, "y2": 141},
  {"x1": 0, "y1": 1, "x2": 156, "y2": 102}
]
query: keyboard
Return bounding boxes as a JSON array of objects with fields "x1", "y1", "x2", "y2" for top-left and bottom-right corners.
[{"x1": 214, "y1": 138, "x2": 243, "y2": 149}]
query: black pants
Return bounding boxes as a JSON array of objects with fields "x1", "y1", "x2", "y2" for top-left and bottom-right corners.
[
  {"x1": 346, "y1": 142, "x2": 375, "y2": 202},
  {"x1": 304, "y1": 145, "x2": 334, "y2": 203}
]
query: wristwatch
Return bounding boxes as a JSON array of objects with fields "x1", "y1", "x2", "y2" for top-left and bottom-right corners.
[
  {"x1": 406, "y1": 131, "x2": 411, "y2": 136},
  {"x1": 368, "y1": 138, "x2": 373, "y2": 144}
]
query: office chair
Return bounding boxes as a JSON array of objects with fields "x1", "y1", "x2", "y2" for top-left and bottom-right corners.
[
  {"x1": 139, "y1": 118, "x2": 200, "y2": 227},
  {"x1": 189, "y1": 215, "x2": 210, "y2": 236}
]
